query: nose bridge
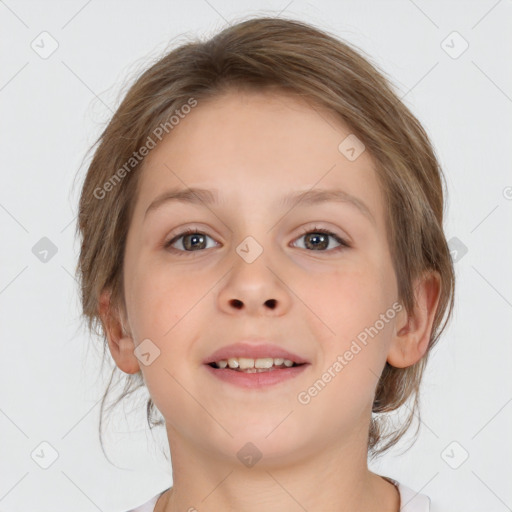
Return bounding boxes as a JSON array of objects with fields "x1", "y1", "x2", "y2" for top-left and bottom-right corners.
[
  {"x1": 216, "y1": 230, "x2": 291, "y2": 315},
  {"x1": 232, "y1": 232, "x2": 278, "y2": 290},
  {"x1": 228, "y1": 202, "x2": 280, "y2": 267}
]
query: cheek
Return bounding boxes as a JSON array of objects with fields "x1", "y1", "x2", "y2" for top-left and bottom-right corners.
[
  {"x1": 299, "y1": 268, "x2": 393, "y2": 419},
  {"x1": 299, "y1": 263, "x2": 385, "y2": 332},
  {"x1": 126, "y1": 264, "x2": 206, "y2": 420},
  {"x1": 302, "y1": 262, "x2": 395, "y2": 371},
  {"x1": 126, "y1": 256, "x2": 204, "y2": 339}
]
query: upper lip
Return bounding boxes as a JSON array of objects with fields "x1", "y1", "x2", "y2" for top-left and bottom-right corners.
[{"x1": 203, "y1": 341, "x2": 309, "y2": 365}]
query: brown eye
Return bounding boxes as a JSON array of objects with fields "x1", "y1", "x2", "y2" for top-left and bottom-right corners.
[
  {"x1": 292, "y1": 227, "x2": 349, "y2": 252},
  {"x1": 165, "y1": 229, "x2": 217, "y2": 254}
]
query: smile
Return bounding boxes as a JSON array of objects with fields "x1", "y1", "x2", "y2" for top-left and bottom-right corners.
[
  {"x1": 205, "y1": 359, "x2": 310, "y2": 388},
  {"x1": 210, "y1": 356, "x2": 302, "y2": 371}
]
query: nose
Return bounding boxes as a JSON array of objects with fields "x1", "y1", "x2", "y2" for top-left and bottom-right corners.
[
  {"x1": 216, "y1": 249, "x2": 292, "y2": 317},
  {"x1": 228, "y1": 297, "x2": 277, "y2": 310}
]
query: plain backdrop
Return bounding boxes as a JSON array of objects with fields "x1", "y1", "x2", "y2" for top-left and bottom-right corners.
[{"x1": 1, "y1": 1, "x2": 511, "y2": 511}]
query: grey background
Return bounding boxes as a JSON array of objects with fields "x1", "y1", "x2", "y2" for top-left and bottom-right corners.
[{"x1": 1, "y1": 0, "x2": 511, "y2": 511}]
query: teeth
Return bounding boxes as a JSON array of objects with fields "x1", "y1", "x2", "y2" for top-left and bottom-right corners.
[
  {"x1": 238, "y1": 357, "x2": 255, "y2": 369},
  {"x1": 255, "y1": 358, "x2": 274, "y2": 369},
  {"x1": 215, "y1": 357, "x2": 296, "y2": 369},
  {"x1": 227, "y1": 358, "x2": 239, "y2": 369}
]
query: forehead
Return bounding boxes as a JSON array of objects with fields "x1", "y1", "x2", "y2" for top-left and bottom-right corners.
[{"x1": 134, "y1": 90, "x2": 385, "y2": 228}]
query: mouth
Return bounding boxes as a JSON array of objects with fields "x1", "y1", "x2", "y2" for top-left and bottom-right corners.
[
  {"x1": 207, "y1": 357, "x2": 306, "y2": 373},
  {"x1": 204, "y1": 361, "x2": 309, "y2": 388},
  {"x1": 203, "y1": 341, "x2": 310, "y2": 388}
]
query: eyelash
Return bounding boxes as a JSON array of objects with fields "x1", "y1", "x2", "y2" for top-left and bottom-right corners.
[{"x1": 164, "y1": 226, "x2": 350, "y2": 256}]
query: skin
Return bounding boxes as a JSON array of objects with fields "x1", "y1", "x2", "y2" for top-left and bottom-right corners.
[{"x1": 99, "y1": 89, "x2": 441, "y2": 512}]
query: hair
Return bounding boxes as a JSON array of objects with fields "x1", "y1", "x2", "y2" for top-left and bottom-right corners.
[{"x1": 74, "y1": 15, "x2": 455, "y2": 463}]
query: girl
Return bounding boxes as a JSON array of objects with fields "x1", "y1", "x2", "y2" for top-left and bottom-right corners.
[{"x1": 76, "y1": 16, "x2": 454, "y2": 512}]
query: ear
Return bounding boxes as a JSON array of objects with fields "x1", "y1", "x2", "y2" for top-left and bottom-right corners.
[
  {"x1": 98, "y1": 289, "x2": 140, "y2": 375},
  {"x1": 387, "y1": 270, "x2": 442, "y2": 368}
]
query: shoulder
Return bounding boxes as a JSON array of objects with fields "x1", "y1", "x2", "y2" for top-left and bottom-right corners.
[
  {"x1": 125, "y1": 487, "x2": 170, "y2": 512},
  {"x1": 386, "y1": 477, "x2": 431, "y2": 512},
  {"x1": 125, "y1": 482, "x2": 431, "y2": 511}
]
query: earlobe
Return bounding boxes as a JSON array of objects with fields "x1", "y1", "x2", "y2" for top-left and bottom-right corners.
[
  {"x1": 112, "y1": 336, "x2": 141, "y2": 375},
  {"x1": 98, "y1": 289, "x2": 141, "y2": 375},
  {"x1": 387, "y1": 271, "x2": 442, "y2": 369}
]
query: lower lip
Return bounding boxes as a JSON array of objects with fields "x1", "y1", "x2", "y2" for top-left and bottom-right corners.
[{"x1": 204, "y1": 363, "x2": 310, "y2": 389}]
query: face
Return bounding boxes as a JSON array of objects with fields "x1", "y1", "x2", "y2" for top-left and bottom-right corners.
[{"x1": 119, "y1": 90, "x2": 401, "y2": 466}]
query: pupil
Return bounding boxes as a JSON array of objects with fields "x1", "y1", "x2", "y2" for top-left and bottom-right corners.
[
  {"x1": 185, "y1": 233, "x2": 205, "y2": 250},
  {"x1": 307, "y1": 233, "x2": 327, "y2": 250}
]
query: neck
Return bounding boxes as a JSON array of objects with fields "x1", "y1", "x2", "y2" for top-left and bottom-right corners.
[{"x1": 156, "y1": 426, "x2": 400, "y2": 512}]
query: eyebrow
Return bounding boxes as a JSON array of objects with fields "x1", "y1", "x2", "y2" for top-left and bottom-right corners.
[{"x1": 144, "y1": 186, "x2": 375, "y2": 224}]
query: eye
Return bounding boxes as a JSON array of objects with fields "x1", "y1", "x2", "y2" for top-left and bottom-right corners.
[
  {"x1": 291, "y1": 226, "x2": 350, "y2": 252},
  {"x1": 164, "y1": 228, "x2": 218, "y2": 255},
  {"x1": 163, "y1": 225, "x2": 350, "y2": 255}
]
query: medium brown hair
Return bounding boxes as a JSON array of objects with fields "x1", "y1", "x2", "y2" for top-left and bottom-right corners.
[{"x1": 75, "y1": 16, "x2": 455, "y2": 462}]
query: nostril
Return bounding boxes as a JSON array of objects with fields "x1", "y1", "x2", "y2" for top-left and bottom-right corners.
[{"x1": 229, "y1": 299, "x2": 243, "y2": 309}]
